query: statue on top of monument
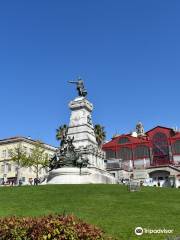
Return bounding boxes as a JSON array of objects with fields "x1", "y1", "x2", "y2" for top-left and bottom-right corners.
[{"x1": 68, "y1": 77, "x2": 87, "y2": 97}]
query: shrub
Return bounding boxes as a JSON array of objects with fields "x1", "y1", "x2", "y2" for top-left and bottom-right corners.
[{"x1": 0, "y1": 214, "x2": 111, "y2": 240}]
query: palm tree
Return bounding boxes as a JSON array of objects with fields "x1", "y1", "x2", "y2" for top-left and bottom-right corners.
[
  {"x1": 56, "y1": 124, "x2": 68, "y2": 143},
  {"x1": 94, "y1": 124, "x2": 106, "y2": 148}
]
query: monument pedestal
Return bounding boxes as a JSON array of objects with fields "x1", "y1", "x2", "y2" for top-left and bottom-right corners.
[
  {"x1": 46, "y1": 82, "x2": 116, "y2": 184},
  {"x1": 47, "y1": 167, "x2": 116, "y2": 184},
  {"x1": 67, "y1": 96, "x2": 105, "y2": 170}
]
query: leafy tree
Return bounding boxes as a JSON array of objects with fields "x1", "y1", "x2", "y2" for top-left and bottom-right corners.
[
  {"x1": 25, "y1": 141, "x2": 49, "y2": 183},
  {"x1": 8, "y1": 144, "x2": 27, "y2": 185},
  {"x1": 56, "y1": 124, "x2": 68, "y2": 143},
  {"x1": 94, "y1": 124, "x2": 106, "y2": 148}
]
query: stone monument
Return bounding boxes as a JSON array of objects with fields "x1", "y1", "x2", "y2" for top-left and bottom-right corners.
[{"x1": 46, "y1": 78, "x2": 116, "y2": 184}]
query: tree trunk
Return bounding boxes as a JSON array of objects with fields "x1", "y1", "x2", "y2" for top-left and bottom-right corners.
[
  {"x1": 36, "y1": 164, "x2": 39, "y2": 185},
  {"x1": 3, "y1": 161, "x2": 8, "y2": 184},
  {"x1": 16, "y1": 165, "x2": 20, "y2": 186}
]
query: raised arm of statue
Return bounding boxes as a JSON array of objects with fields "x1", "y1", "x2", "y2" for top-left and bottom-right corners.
[
  {"x1": 68, "y1": 81, "x2": 78, "y2": 84},
  {"x1": 68, "y1": 78, "x2": 87, "y2": 97}
]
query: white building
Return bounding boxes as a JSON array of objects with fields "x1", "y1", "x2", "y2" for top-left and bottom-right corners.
[{"x1": 0, "y1": 136, "x2": 57, "y2": 185}]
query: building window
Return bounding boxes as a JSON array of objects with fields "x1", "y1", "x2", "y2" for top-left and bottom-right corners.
[
  {"x1": 7, "y1": 149, "x2": 12, "y2": 158},
  {"x1": 28, "y1": 148, "x2": 33, "y2": 156},
  {"x1": 23, "y1": 146, "x2": 27, "y2": 154},
  {"x1": 106, "y1": 150, "x2": 116, "y2": 159},
  {"x1": 111, "y1": 172, "x2": 116, "y2": 177},
  {"x1": 117, "y1": 147, "x2": 132, "y2": 160},
  {"x1": 173, "y1": 140, "x2": 180, "y2": 154},
  {"x1": 1, "y1": 165, "x2": 4, "y2": 173},
  {"x1": 152, "y1": 132, "x2": 170, "y2": 165},
  {"x1": 152, "y1": 132, "x2": 169, "y2": 156},
  {"x1": 134, "y1": 145, "x2": 149, "y2": 159},
  {"x1": 2, "y1": 150, "x2": 6, "y2": 159},
  {"x1": 8, "y1": 164, "x2": 11, "y2": 172},
  {"x1": 118, "y1": 137, "x2": 129, "y2": 144}
]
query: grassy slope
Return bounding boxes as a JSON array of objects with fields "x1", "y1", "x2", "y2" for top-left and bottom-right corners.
[{"x1": 0, "y1": 185, "x2": 180, "y2": 240}]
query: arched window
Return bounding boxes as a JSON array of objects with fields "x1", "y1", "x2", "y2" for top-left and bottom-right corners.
[
  {"x1": 134, "y1": 145, "x2": 149, "y2": 159},
  {"x1": 117, "y1": 147, "x2": 132, "y2": 160},
  {"x1": 152, "y1": 132, "x2": 169, "y2": 156},
  {"x1": 173, "y1": 140, "x2": 180, "y2": 154},
  {"x1": 118, "y1": 137, "x2": 129, "y2": 144},
  {"x1": 152, "y1": 132, "x2": 170, "y2": 165},
  {"x1": 106, "y1": 150, "x2": 116, "y2": 159}
]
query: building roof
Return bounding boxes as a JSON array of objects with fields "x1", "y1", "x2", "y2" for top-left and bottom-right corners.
[
  {"x1": 145, "y1": 125, "x2": 174, "y2": 134},
  {"x1": 103, "y1": 133, "x2": 149, "y2": 148},
  {"x1": 103, "y1": 125, "x2": 180, "y2": 150},
  {"x1": 0, "y1": 136, "x2": 57, "y2": 151}
]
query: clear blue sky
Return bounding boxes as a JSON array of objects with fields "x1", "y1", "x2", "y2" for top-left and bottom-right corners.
[{"x1": 0, "y1": 1, "x2": 179, "y2": 146}]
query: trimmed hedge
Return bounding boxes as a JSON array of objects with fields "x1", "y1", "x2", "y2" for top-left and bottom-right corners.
[{"x1": 0, "y1": 214, "x2": 112, "y2": 240}]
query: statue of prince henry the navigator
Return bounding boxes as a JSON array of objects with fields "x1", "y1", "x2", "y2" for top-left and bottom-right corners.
[
  {"x1": 46, "y1": 77, "x2": 116, "y2": 184},
  {"x1": 48, "y1": 77, "x2": 89, "y2": 171},
  {"x1": 68, "y1": 77, "x2": 87, "y2": 97}
]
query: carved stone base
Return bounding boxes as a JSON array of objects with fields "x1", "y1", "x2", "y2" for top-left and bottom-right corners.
[
  {"x1": 68, "y1": 97, "x2": 97, "y2": 148},
  {"x1": 46, "y1": 167, "x2": 116, "y2": 184},
  {"x1": 67, "y1": 97, "x2": 106, "y2": 170}
]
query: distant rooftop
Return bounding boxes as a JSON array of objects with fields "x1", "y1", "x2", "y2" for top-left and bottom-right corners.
[{"x1": 0, "y1": 136, "x2": 57, "y2": 151}]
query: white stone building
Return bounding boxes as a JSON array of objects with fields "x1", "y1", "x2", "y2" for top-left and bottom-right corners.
[{"x1": 0, "y1": 136, "x2": 57, "y2": 185}]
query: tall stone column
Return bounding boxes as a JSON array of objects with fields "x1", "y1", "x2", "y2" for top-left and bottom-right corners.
[
  {"x1": 67, "y1": 96, "x2": 97, "y2": 148},
  {"x1": 67, "y1": 96, "x2": 105, "y2": 170}
]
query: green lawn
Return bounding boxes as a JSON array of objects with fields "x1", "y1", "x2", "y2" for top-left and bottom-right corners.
[{"x1": 0, "y1": 185, "x2": 180, "y2": 240}]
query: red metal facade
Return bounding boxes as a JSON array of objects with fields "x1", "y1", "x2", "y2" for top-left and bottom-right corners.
[{"x1": 103, "y1": 126, "x2": 180, "y2": 167}]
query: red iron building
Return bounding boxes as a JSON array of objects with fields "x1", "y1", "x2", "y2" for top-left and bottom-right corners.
[{"x1": 103, "y1": 124, "x2": 180, "y2": 182}]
